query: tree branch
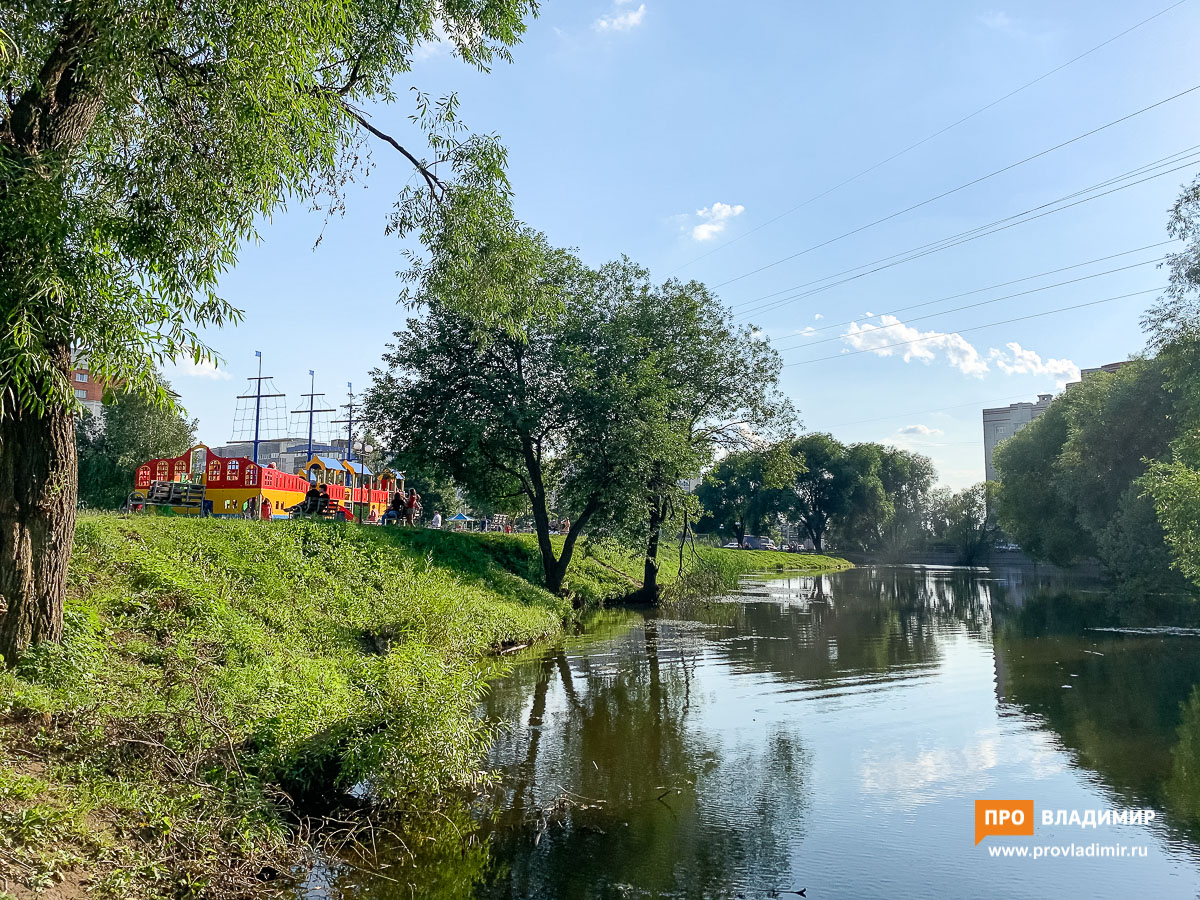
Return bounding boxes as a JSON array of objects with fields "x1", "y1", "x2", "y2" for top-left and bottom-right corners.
[{"x1": 342, "y1": 102, "x2": 445, "y2": 199}]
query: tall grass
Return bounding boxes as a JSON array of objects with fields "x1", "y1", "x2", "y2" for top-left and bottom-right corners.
[
  {"x1": 0, "y1": 515, "x2": 570, "y2": 898},
  {"x1": 0, "y1": 516, "x2": 848, "y2": 898}
]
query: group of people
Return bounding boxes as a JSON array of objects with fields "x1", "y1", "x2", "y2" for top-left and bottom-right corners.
[{"x1": 382, "y1": 487, "x2": 423, "y2": 526}]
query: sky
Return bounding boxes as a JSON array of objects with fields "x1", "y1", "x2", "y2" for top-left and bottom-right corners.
[{"x1": 167, "y1": 0, "x2": 1200, "y2": 489}]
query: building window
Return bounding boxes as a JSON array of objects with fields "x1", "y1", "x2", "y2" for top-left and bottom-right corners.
[
  {"x1": 75, "y1": 372, "x2": 88, "y2": 382},
  {"x1": 227, "y1": 460, "x2": 240, "y2": 480},
  {"x1": 74, "y1": 389, "x2": 88, "y2": 400}
]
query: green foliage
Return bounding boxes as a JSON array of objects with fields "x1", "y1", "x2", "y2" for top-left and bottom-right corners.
[
  {"x1": 779, "y1": 433, "x2": 890, "y2": 552},
  {"x1": 993, "y1": 358, "x2": 1186, "y2": 588},
  {"x1": 0, "y1": 514, "x2": 850, "y2": 896},
  {"x1": 992, "y1": 400, "x2": 1088, "y2": 564},
  {"x1": 76, "y1": 381, "x2": 197, "y2": 509},
  {"x1": 1144, "y1": 436, "x2": 1200, "y2": 589},
  {"x1": 933, "y1": 482, "x2": 997, "y2": 566},
  {"x1": 0, "y1": 515, "x2": 569, "y2": 897},
  {"x1": 1, "y1": 0, "x2": 536, "y2": 416},
  {"x1": 695, "y1": 445, "x2": 799, "y2": 544}
]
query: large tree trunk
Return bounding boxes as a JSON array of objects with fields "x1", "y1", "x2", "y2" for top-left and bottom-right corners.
[
  {"x1": 545, "y1": 497, "x2": 599, "y2": 598},
  {"x1": 638, "y1": 494, "x2": 664, "y2": 604},
  {"x1": 0, "y1": 394, "x2": 77, "y2": 662}
]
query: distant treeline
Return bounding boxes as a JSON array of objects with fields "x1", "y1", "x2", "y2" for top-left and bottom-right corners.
[{"x1": 692, "y1": 435, "x2": 995, "y2": 565}]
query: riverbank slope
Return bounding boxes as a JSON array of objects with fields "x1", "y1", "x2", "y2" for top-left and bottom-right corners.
[{"x1": 0, "y1": 515, "x2": 847, "y2": 899}]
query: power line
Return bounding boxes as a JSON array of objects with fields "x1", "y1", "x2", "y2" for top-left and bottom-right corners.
[
  {"x1": 775, "y1": 256, "x2": 1163, "y2": 352},
  {"x1": 666, "y1": 0, "x2": 1193, "y2": 276},
  {"x1": 713, "y1": 83, "x2": 1200, "y2": 291},
  {"x1": 771, "y1": 242, "x2": 1173, "y2": 350},
  {"x1": 823, "y1": 393, "x2": 1055, "y2": 428},
  {"x1": 734, "y1": 143, "x2": 1197, "y2": 313},
  {"x1": 782, "y1": 287, "x2": 1162, "y2": 368},
  {"x1": 731, "y1": 147, "x2": 1200, "y2": 320}
]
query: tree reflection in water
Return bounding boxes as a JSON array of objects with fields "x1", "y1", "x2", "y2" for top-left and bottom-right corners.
[
  {"x1": 315, "y1": 567, "x2": 1200, "y2": 899},
  {"x1": 478, "y1": 614, "x2": 810, "y2": 899}
]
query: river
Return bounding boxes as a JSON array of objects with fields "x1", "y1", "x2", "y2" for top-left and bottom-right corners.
[{"x1": 312, "y1": 565, "x2": 1200, "y2": 899}]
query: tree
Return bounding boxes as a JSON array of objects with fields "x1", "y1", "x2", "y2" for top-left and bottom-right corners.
[
  {"x1": 939, "y1": 483, "x2": 996, "y2": 566},
  {"x1": 578, "y1": 260, "x2": 792, "y2": 601},
  {"x1": 780, "y1": 434, "x2": 881, "y2": 552},
  {"x1": 872, "y1": 448, "x2": 936, "y2": 557},
  {"x1": 994, "y1": 359, "x2": 1181, "y2": 586},
  {"x1": 366, "y1": 236, "x2": 657, "y2": 597},
  {"x1": 0, "y1": 0, "x2": 537, "y2": 659},
  {"x1": 992, "y1": 400, "x2": 1091, "y2": 565},
  {"x1": 77, "y1": 387, "x2": 197, "y2": 510},
  {"x1": 695, "y1": 446, "x2": 799, "y2": 547}
]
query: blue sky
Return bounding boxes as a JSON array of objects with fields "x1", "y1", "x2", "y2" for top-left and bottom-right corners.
[{"x1": 167, "y1": 0, "x2": 1200, "y2": 489}]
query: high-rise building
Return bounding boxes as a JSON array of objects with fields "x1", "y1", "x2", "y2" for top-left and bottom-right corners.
[
  {"x1": 982, "y1": 394, "x2": 1053, "y2": 482},
  {"x1": 982, "y1": 360, "x2": 1132, "y2": 481}
]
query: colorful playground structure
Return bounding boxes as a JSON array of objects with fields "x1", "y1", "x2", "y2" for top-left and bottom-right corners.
[{"x1": 132, "y1": 444, "x2": 402, "y2": 520}]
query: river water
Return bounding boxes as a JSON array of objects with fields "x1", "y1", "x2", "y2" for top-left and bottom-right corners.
[{"x1": 316, "y1": 565, "x2": 1200, "y2": 899}]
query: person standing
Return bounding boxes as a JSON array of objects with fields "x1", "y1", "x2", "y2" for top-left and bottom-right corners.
[
  {"x1": 431, "y1": 510, "x2": 442, "y2": 529},
  {"x1": 261, "y1": 498, "x2": 272, "y2": 521},
  {"x1": 405, "y1": 488, "x2": 421, "y2": 526}
]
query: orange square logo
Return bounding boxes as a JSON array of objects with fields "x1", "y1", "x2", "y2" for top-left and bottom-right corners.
[{"x1": 975, "y1": 800, "x2": 1035, "y2": 845}]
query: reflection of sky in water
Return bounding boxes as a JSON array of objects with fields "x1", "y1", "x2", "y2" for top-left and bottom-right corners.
[{"x1": 335, "y1": 567, "x2": 1200, "y2": 900}]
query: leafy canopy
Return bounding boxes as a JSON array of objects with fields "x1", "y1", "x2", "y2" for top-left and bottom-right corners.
[{"x1": 1, "y1": 0, "x2": 537, "y2": 415}]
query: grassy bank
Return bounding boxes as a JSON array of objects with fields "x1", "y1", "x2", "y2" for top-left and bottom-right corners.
[{"x1": 0, "y1": 516, "x2": 847, "y2": 899}]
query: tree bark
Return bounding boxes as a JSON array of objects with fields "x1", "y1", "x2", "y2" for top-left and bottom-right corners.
[
  {"x1": 544, "y1": 497, "x2": 598, "y2": 597},
  {"x1": 639, "y1": 494, "x2": 664, "y2": 604},
  {"x1": 0, "y1": 362, "x2": 77, "y2": 662}
]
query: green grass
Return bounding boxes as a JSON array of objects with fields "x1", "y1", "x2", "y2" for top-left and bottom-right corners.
[{"x1": 0, "y1": 515, "x2": 848, "y2": 898}]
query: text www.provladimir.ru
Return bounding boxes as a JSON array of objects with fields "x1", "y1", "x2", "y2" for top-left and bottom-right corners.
[{"x1": 987, "y1": 843, "x2": 1149, "y2": 859}]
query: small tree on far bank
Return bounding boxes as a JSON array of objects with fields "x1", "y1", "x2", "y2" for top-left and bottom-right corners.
[
  {"x1": 931, "y1": 483, "x2": 997, "y2": 566},
  {"x1": 571, "y1": 259, "x2": 793, "y2": 602},
  {"x1": 695, "y1": 445, "x2": 800, "y2": 548}
]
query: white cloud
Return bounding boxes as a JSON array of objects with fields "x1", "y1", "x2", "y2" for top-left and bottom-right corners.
[
  {"x1": 988, "y1": 342, "x2": 1079, "y2": 386},
  {"x1": 898, "y1": 424, "x2": 943, "y2": 436},
  {"x1": 813, "y1": 313, "x2": 824, "y2": 320},
  {"x1": 978, "y1": 11, "x2": 1013, "y2": 31},
  {"x1": 842, "y1": 314, "x2": 990, "y2": 378},
  {"x1": 691, "y1": 201, "x2": 744, "y2": 241},
  {"x1": 594, "y1": 3, "x2": 645, "y2": 31},
  {"x1": 170, "y1": 358, "x2": 232, "y2": 381}
]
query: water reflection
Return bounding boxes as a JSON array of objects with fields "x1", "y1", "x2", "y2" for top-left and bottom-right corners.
[{"x1": 318, "y1": 566, "x2": 1200, "y2": 900}]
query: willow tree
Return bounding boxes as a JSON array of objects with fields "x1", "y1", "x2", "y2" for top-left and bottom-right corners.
[{"x1": 0, "y1": 0, "x2": 535, "y2": 661}]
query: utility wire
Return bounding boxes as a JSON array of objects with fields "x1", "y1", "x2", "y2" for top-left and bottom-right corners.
[
  {"x1": 776, "y1": 256, "x2": 1163, "y2": 352},
  {"x1": 771, "y1": 241, "x2": 1174, "y2": 349},
  {"x1": 666, "y1": 0, "x2": 1193, "y2": 276},
  {"x1": 783, "y1": 287, "x2": 1162, "y2": 367},
  {"x1": 824, "y1": 393, "x2": 1056, "y2": 428},
  {"x1": 714, "y1": 83, "x2": 1200, "y2": 291},
  {"x1": 732, "y1": 149, "x2": 1200, "y2": 320},
  {"x1": 734, "y1": 143, "x2": 1198, "y2": 313}
]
